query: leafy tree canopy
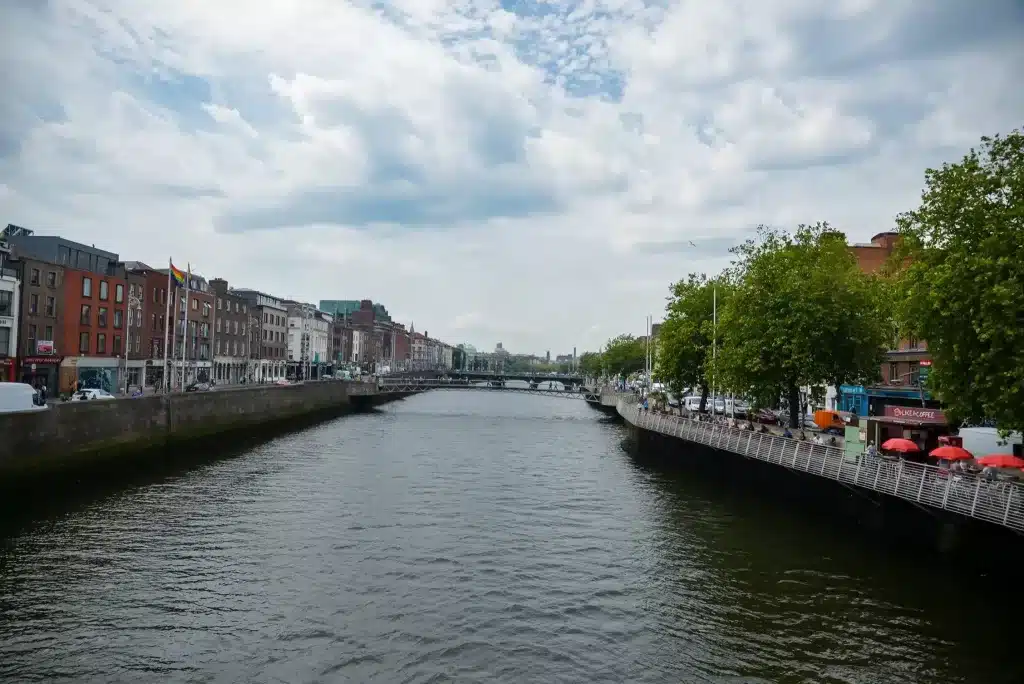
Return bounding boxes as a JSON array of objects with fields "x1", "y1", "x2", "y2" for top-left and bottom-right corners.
[
  {"x1": 578, "y1": 351, "x2": 603, "y2": 378},
  {"x1": 656, "y1": 274, "x2": 728, "y2": 407},
  {"x1": 601, "y1": 334, "x2": 647, "y2": 377},
  {"x1": 895, "y1": 130, "x2": 1024, "y2": 433},
  {"x1": 718, "y1": 222, "x2": 891, "y2": 426}
]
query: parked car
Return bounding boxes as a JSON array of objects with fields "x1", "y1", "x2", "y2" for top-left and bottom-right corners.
[
  {"x1": 71, "y1": 388, "x2": 116, "y2": 401},
  {"x1": 185, "y1": 382, "x2": 211, "y2": 392}
]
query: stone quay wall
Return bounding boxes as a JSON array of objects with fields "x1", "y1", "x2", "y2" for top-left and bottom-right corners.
[{"x1": 0, "y1": 381, "x2": 385, "y2": 482}]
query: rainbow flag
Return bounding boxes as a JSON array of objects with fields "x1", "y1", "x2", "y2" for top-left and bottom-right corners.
[{"x1": 170, "y1": 262, "x2": 186, "y2": 287}]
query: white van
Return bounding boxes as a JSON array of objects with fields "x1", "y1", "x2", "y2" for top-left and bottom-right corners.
[
  {"x1": 683, "y1": 396, "x2": 705, "y2": 412},
  {"x1": 0, "y1": 382, "x2": 49, "y2": 414}
]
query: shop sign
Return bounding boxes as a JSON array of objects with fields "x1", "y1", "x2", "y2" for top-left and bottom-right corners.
[
  {"x1": 35, "y1": 340, "x2": 55, "y2": 355},
  {"x1": 840, "y1": 384, "x2": 865, "y2": 395},
  {"x1": 0, "y1": 316, "x2": 14, "y2": 328},
  {"x1": 884, "y1": 405, "x2": 946, "y2": 423},
  {"x1": 21, "y1": 356, "x2": 62, "y2": 365}
]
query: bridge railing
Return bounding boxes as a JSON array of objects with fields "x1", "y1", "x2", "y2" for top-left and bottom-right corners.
[{"x1": 618, "y1": 401, "x2": 1024, "y2": 533}]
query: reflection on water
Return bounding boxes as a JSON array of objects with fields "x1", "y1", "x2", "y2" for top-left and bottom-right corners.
[{"x1": 1, "y1": 390, "x2": 1019, "y2": 683}]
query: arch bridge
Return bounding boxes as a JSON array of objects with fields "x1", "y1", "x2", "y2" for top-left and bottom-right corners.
[{"x1": 378, "y1": 378, "x2": 599, "y2": 401}]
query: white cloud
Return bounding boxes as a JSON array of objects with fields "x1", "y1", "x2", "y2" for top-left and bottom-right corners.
[{"x1": 1, "y1": 0, "x2": 1022, "y2": 355}]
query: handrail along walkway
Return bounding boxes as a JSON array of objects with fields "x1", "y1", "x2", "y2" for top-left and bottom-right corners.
[{"x1": 617, "y1": 399, "x2": 1024, "y2": 533}]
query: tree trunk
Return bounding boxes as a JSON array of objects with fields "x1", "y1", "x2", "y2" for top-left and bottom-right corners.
[
  {"x1": 787, "y1": 381, "x2": 801, "y2": 428},
  {"x1": 699, "y1": 384, "x2": 709, "y2": 413},
  {"x1": 834, "y1": 383, "x2": 842, "y2": 411}
]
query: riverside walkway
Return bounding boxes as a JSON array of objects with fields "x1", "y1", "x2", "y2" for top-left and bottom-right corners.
[{"x1": 617, "y1": 399, "x2": 1024, "y2": 534}]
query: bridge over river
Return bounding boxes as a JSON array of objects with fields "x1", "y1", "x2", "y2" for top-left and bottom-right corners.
[{"x1": 377, "y1": 378, "x2": 599, "y2": 400}]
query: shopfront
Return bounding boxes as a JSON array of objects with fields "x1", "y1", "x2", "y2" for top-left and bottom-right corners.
[
  {"x1": 1, "y1": 357, "x2": 15, "y2": 382},
  {"x1": 19, "y1": 355, "x2": 62, "y2": 391},
  {"x1": 866, "y1": 405, "x2": 950, "y2": 456},
  {"x1": 74, "y1": 357, "x2": 121, "y2": 393}
]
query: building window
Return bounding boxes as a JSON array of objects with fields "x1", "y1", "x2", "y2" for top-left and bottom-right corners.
[
  {"x1": 203, "y1": 302, "x2": 211, "y2": 317},
  {"x1": 82, "y1": 277, "x2": 92, "y2": 297},
  {"x1": 910, "y1": 361, "x2": 920, "y2": 386},
  {"x1": 45, "y1": 296, "x2": 55, "y2": 316},
  {"x1": 0, "y1": 290, "x2": 12, "y2": 317},
  {"x1": 113, "y1": 335, "x2": 122, "y2": 355},
  {"x1": 153, "y1": 288, "x2": 159, "y2": 304},
  {"x1": 889, "y1": 362, "x2": 899, "y2": 384},
  {"x1": 97, "y1": 333, "x2": 106, "y2": 354},
  {"x1": 134, "y1": 334, "x2": 141, "y2": 353},
  {"x1": 217, "y1": 298, "x2": 222, "y2": 310},
  {"x1": 192, "y1": 298, "x2": 197, "y2": 311},
  {"x1": 98, "y1": 307, "x2": 108, "y2": 327},
  {"x1": 115, "y1": 283, "x2": 124, "y2": 303},
  {"x1": 79, "y1": 332, "x2": 89, "y2": 353},
  {"x1": 151, "y1": 339, "x2": 161, "y2": 358},
  {"x1": 30, "y1": 268, "x2": 40, "y2": 285},
  {"x1": 47, "y1": 271, "x2": 56, "y2": 287},
  {"x1": 27, "y1": 324, "x2": 37, "y2": 353},
  {"x1": 99, "y1": 281, "x2": 109, "y2": 300},
  {"x1": 216, "y1": 318, "x2": 221, "y2": 333},
  {"x1": 29, "y1": 293, "x2": 38, "y2": 314},
  {"x1": 44, "y1": 325, "x2": 53, "y2": 340},
  {"x1": 80, "y1": 304, "x2": 91, "y2": 325},
  {"x1": 114, "y1": 309, "x2": 123, "y2": 328}
]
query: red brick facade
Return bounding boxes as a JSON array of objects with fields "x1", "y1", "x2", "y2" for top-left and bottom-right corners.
[{"x1": 62, "y1": 268, "x2": 128, "y2": 359}]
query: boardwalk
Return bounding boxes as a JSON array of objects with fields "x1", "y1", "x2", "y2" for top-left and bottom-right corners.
[{"x1": 617, "y1": 400, "x2": 1024, "y2": 534}]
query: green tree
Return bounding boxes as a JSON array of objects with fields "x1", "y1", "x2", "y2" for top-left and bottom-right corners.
[
  {"x1": 601, "y1": 334, "x2": 646, "y2": 377},
  {"x1": 895, "y1": 130, "x2": 1024, "y2": 433},
  {"x1": 578, "y1": 351, "x2": 603, "y2": 378},
  {"x1": 656, "y1": 274, "x2": 726, "y2": 411},
  {"x1": 718, "y1": 223, "x2": 891, "y2": 427}
]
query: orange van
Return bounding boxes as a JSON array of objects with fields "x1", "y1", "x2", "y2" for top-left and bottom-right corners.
[{"x1": 813, "y1": 409, "x2": 847, "y2": 433}]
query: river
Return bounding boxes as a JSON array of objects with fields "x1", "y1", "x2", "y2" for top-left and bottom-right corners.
[{"x1": 1, "y1": 390, "x2": 1019, "y2": 683}]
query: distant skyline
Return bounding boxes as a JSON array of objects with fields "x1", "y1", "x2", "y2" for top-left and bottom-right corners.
[{"x1": 2, "y1": 1, "x2": 1022, "y2": 353}]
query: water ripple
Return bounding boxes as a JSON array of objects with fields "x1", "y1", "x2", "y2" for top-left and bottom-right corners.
[{"x1": 1, "y1": 391, "x2": 1021, "y2": 683}]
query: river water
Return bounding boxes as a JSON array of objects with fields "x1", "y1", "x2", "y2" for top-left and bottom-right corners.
[{"x1": 1, "y1": 391, "x2": 1019, "y2": 683}]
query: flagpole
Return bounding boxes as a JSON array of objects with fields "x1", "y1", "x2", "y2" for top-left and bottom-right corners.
[
  {"x1": 181, "y1": 264, "x2": 191, "y2": 390},
  {"x1": 163, "y1": 260, "x2": 172, "y2": 393}
]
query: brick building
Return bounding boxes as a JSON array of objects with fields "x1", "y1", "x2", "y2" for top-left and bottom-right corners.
[
  {"x1": 62, "y1": 266, "x2": 128, "y2": 393},
  {"x1": 232, "y1": 288, "x2": 287, "y2": 382},
  {"x1": 163, "y1": 271, "x2": 215, "y2": 388},
  {"x1": 124, "y1": 261, "x2": 174, "y2": 389},
  {"x1": 4, "y1": 227, "x2": 124, "y2": 393},
  {"x1": 839, "y1": 231, "x2": 936, "y2": 417},
  {"x1": 209, "y1": 278, "x2": 251, "y2": 385},
  {"x1": 9, "y1": 255, "x2": 63, "y2": 388}
]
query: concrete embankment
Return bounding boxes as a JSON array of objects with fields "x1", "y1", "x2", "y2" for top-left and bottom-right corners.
[
  {"x1": 0, "y1": 381, "x2": 410, "y2": 489},
  {"x1": 617, "y1": 405, "x2": 1024, "y2": 570}
]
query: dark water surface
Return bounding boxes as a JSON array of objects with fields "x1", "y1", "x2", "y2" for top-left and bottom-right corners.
[{"x1": 1, "y1": 391, "x2": 1019, "y2": 683}]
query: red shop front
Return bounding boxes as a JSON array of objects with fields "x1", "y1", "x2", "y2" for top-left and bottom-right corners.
[
  {"x1": 19, "y1": 355, "x2": 63, "y2": 391},
  {"x1": 867, "y1": 405, "x2": 951, "y2": 458},
  {"x1": 0, "y1": 357, "x2": 14, "y2": 382}
]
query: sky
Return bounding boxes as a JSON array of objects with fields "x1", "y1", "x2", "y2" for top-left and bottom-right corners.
[{"x1": 1, "y1": 1, "x2": 1022, "y2": 357}]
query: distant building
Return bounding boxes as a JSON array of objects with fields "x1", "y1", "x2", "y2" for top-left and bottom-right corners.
[
  {"x1": 209, "y1": 279, "x2": 251, "y2": 385},
  {"x1": 231, "y1": 288, "x2": 288, "y2": 382},
  {"x1": 0, "y1": 241, "x2": 20, "y2": 381}
]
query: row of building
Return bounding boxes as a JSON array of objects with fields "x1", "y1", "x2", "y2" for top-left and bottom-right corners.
[{"x1": 0, "y1": 224, "x2": 455, "y2": 394}]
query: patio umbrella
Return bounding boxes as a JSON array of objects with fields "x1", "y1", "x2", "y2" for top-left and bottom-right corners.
[
  {"x1": 976, "y1": 454, "x2": 1024, "y2": 469},
  {"x1": 881, "y1": 438, "x2": 921, "y2": 453},
  {"x1": 929, "y1": 445, "x2": 974, "y2": 461}
]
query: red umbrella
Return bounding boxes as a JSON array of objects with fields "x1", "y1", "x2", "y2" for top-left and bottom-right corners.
[
  {"x1": 976, "y1": 454, "x2": 1024, "y2": 469},
  {"x1": 929, "y1": 445, "x2": 974, "y2": 461},
  {"x1": 881, "y1": 438, "x2": 921, "y2": 453}
]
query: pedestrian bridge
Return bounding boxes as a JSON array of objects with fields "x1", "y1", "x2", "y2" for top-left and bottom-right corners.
[
  {"x1": 617, "y1": 399, "x2": 1024, "y2": 534},
  {"x1": 377, "y1": 378, "x2": 599, "y2": 401}
]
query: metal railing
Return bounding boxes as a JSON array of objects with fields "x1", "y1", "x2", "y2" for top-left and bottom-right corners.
[{"x1": 617, "y1": 400, "x2": 1024, "y2": 533}]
